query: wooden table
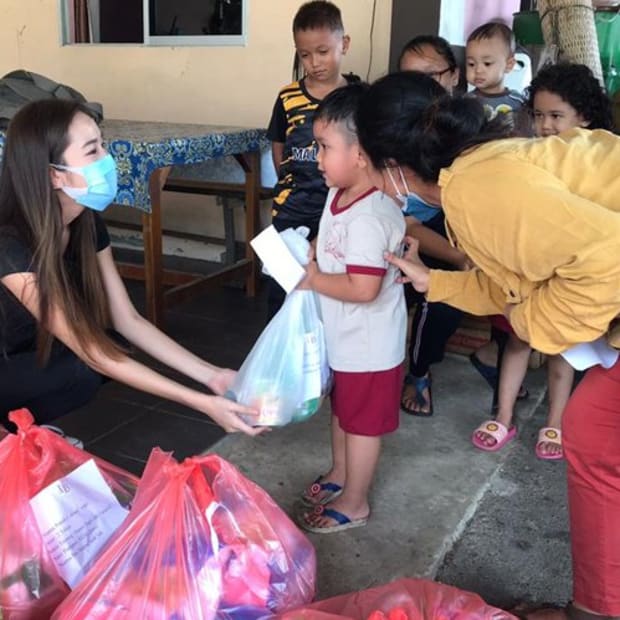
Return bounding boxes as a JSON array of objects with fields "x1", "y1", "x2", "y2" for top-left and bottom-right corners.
[{"x1": 101, "y1": 119, "x2": 268, "y2": 328}]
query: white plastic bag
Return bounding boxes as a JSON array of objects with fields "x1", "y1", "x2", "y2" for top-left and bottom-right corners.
[{"x1": 227, "y1": 290, "x2": 331, "y2": 426}]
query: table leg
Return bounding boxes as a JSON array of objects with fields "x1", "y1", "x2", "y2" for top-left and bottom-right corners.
[
  {"x1": 143, "y1": 166, "x2": 171, "y2": 328},
  {"x1": 234, "y1": 150, "x2": 260, "y2": 296}
]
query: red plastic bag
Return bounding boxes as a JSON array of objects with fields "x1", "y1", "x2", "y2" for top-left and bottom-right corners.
[
  {"x1": 275, "y1": 578, "x2": 518, "y2": 620},
  {"x1": 0, "y1": 409, "x2": 139, "y2": 620},
  {"x1": 53, "y1": 448, "x2": 316, "y2": 620}
]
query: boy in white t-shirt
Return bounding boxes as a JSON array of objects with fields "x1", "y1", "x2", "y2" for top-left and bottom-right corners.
[{"x1": 297, "y1": 83, "x2": 406, "y2": 533}]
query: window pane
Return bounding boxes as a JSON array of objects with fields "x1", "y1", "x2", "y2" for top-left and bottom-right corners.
[
  {"x1": 100, "y1": 0, "x2": 143, "y2": 43},
  {"x1": 65, "y1": 0, "x2": 143, "y2": 43},
  {"x1": 149, "y1": 0, "x2": 242, "y2": 36}
]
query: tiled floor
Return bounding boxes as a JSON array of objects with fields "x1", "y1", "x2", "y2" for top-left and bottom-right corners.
[{"x1": 54, "y1": 276, "x2": 269, "y2": 476}]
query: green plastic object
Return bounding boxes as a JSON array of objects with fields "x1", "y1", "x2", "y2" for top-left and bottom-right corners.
[
  {"x1": 291, "y1": 397, "x2": 321, "y2": 424},
  {"x1": 595, "y1": 8, "x2": 620, "y2": 94},
  {"x1": 513, "y1": 10, "x2": 545, "y2": 45}
]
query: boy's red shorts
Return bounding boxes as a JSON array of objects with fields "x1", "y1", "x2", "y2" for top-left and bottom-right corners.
[{"x1": 331, "y1": 365, "x2": 403, "y2": 437}]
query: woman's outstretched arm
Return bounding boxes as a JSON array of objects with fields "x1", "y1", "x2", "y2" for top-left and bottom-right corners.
[{"x1": 1, "y1": 262, "x2": 263, "y2": 436}]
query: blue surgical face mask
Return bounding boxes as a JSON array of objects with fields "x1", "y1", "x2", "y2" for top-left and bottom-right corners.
[
  {"x1": 403, "y1": 192, "x2": 440, "y2": 222},
  {"x1": 51, "y1": 154, "x2": 118, "y2": 212},
  {"x1": 386, "y1": 166, "x2": 439, "y2": 222}
]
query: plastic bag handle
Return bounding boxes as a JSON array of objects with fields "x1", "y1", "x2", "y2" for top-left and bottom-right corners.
[
  {"x1": 8, "y1": 408, "x2": 35, "y2": 431},
  {"x1": 204, "y1": 501, "x2": 221, "y2": 555}
]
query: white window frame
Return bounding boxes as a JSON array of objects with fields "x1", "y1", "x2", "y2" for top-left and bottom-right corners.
[{"x1": 59, "y1": 0, "x2": 248, "y2": 47}]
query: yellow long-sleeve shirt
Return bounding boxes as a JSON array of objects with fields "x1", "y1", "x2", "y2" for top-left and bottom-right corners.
[{"x1": 427, "y1": 128, "x2": 620, "y2": 355}]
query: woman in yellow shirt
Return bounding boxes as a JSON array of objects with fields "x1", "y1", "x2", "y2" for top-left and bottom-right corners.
[{"x1": 356, "y1": 72, "x2": 620, "y2": 619}]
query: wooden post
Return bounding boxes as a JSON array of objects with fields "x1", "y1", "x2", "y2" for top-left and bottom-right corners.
[
  {"x1": 235, "y1": 151, "x2": 260, "y2": 297},
  {"x1": 142, "y1": 166, "x2": 171, "y2": 328}
]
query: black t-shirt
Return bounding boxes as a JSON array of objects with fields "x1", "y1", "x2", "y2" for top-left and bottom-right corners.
[
  {"x1": 0, "y1": 212, "x2": 110, "y2": 356},
  {"x1": 267, "y1": 74, "x2": 359, "y2": 233}
]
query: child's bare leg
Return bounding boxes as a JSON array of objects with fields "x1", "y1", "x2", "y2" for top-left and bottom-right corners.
[
  {"x1": 475, "y1": 334, "x2": 530, "y2": 448},
  {"x1": 308, "y1": 432, "x2": 379, "y2": 526},
  {"x1": 327, "y1": 414, "x2": 347, "y2": 484},
  {"x1": 538, "y1": 355, "x2": 574, "y2": 457},
  {"x1": 474, "y1": 339, "x2": 498, "y2": 367},
  {"x1": 303, "y1": 414, "x2": 346, "y2": 504}
]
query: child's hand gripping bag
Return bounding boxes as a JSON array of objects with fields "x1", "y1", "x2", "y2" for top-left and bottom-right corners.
[
  {"x1": 0, "y1": 409, "x2": 139, "y2": 620},
  {"x1": 274, "y1": 577, "x2": 518, "y2": 620},
  {"x1": 227, "y1": 289, "x2": 331, "y2": 427}
]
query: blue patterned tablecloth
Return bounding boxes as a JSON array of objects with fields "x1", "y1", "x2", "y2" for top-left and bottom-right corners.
[
  {"x1": 0, "y1": 120, "x2": 269, "y2": 213},
  {"x1": 103, "y1": 120, "x2": 269, "y2": 212}
]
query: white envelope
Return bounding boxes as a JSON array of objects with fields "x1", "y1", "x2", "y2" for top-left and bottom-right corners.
[{"x1": 251, "y1": 225, "x2": 306, "y2": 294}]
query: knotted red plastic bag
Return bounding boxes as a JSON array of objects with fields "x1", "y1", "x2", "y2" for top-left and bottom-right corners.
[
  {"x1": 275, "y1": 577, "x2": 518, "y2": 620},
  {"x1": 53, "y1": 448, "x2": 316, "y2": 620},
  {"x1": 0, "y1": 408, "x2": 139, "y2": 620}
]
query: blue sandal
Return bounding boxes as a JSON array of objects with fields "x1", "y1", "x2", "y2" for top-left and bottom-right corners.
[
  {"x1": 300, "y1": 504, "x2": 369, "y2": 534},
  {"x1": 300, "y1": 476, "x2": 343, "y2": 507},
  {"x1": 401, "y1": 374, "x2": 433, "y2": 417}
]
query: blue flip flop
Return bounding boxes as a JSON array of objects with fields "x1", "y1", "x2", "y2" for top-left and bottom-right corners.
[
  {"x1": 401, "y1": 374, "x2": 433, "y2": 417},
  {"x1": 300, "y1": 476, "x2": 343, "y2": 507},
  {"x1": 300, "y1": 504, "x2": 369, "y2": 534}
]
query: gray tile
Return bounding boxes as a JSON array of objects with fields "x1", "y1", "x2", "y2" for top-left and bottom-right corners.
[
  {"x1": 85, "y1": 409, "x2": 226, "y2": 464},
  {"x1": 95, "y1": 380, "x2": 164, "y2": 408},
  {"x1": 53, "y1": 397, "x2": 145, "y2": 445},
  {"x1": 85, "y1": 446, "x2": 147, "y2": 477},
  {"x1": 152, "y1": 400, "x2": 222, "y2": 427}
]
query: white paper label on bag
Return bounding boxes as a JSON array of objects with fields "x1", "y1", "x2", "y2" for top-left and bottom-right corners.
[
  {"x1": 251, "y1": 225, "x2": 306, "y2": 293},
  {"x1": 302, "y1": 330, "x2": 322, "y2": 401},
  {"x1": 29, "y1": 459, "x2": 129, "y2": 589}
]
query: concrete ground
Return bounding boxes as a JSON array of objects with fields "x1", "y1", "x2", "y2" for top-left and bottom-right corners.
[
  {"x1": 210, "y1": 353, "x2": 572, "y2": 610},
  {"x1": 52, "y1": 273, "x2": 571, "y2": 611}
]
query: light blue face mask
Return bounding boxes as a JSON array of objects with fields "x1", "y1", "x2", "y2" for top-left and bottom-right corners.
[
  {"x1": 386, "y1": 166, "x2": 439, "y2": 223},
  {"x1": 403, "y1": 192, "x2": 440, "y2": 222},
  {"x1": 51, "y1": 154, "x2": 118, "y2": 212}
]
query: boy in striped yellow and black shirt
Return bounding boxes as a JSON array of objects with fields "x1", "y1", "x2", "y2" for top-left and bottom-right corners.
[{"x1": 266, "y1": 0, "x2": 358, "y2": 317}]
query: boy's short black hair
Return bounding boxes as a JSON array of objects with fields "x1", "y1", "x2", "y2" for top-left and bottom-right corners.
[
  {"x1": 467, "y1": 22, "x2": 515, "y2": 54},
  {"x1": 293, "y1": 1, "x2": 344, "y2": 33},
  {"x1": 314, "y1": 82, "x2": 368, "y2": 141}
]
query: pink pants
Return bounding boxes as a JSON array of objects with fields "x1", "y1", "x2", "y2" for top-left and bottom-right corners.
[{"x1": 564, "y1": 359, "x2": 620, "y2": 614}]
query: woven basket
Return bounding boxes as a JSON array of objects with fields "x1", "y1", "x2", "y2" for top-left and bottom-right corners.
[{"x1": 538, "y1": 0, "x2": 604, "y2": 82}]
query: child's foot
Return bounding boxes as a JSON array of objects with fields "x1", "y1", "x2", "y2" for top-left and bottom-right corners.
[
  {"x1": 300, "y1": 474, "x2": 344, "y2": 506},
  {"x1": 472, "y1": 420, "x2": 517, "y2": 452},
  {"x1": 300, "y1": 497, "x2": 370, "y2": 534},
  {"x1": 535, "y1": 427, "x2": 563, "y2": 461},
  {"x1": 400, "y1": 373, "x2": 433, "y2": 416}
]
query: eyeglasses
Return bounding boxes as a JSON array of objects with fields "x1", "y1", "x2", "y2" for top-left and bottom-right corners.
[{"x1": 423, "y1": 67, "x2": 453, "y2": 80}]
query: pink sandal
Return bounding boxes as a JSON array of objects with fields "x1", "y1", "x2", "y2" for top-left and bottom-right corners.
[
  {"x1": 472, "y1": 420, "x2": 517, "y2": 452},
  {"x1": 535, "y1": 427, "x2": 563, "y2": 461}
]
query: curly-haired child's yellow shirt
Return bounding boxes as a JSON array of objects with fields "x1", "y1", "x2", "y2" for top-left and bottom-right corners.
[{"x1": 427, "y1": 128, "x2": 620, "y2": 355}]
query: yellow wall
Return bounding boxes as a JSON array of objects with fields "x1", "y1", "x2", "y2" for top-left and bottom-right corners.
[
  {"x1": 1, "y1": 0, "x2": 393, "y2": 241},
  {"x1": 1, "y1": 0, "x2": 392, "y2": 126}
]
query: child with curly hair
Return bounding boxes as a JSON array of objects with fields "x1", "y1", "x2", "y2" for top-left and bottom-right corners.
[{"x1": 472, "y1": 63, "x2": 614, "y2": 459}]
